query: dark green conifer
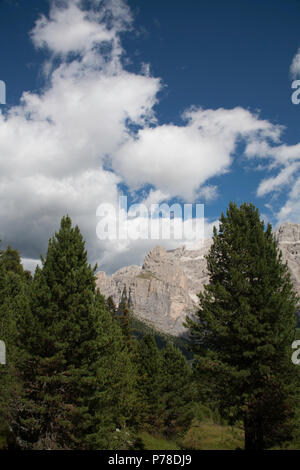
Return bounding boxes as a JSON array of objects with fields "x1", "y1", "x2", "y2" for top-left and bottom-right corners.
[
  {"x1": 106, "y1": 295, "x2": 117, "y2": 320},
  {"x1": 160, "y1": 342, "x2": 195, "y2": 435},
  {"x1": 0, "y1": 247, "x2": 28, "y2": 448},
  {"x1": 135, "y1": 334, "x2": 163, "y2": 429},
  {"x1": 117, "y1": 287, "x2": 134, "y2": 350},
  {"x1": 1, "y1": 245, "x2": 24, "y2": 276},
  {"x1": 186, "y1": 202, "x2": 299, "y2": 449},
  {"x1": 18, "y1": 216, "x2": 136, "y2": 449}
]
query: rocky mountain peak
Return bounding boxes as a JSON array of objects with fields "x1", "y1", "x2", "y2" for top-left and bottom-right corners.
[
  {"x1": 275, "y1": 223, "x2": 300, "y2": 243},
  {"x1": 143, "y1": 245, "x2": 167, "y2": 270},
  {"x1": 96, "y1": 223, "x2": 300, "y2": 337}
]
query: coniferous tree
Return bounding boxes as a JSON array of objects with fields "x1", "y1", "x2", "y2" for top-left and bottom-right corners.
[
  {"x1": 185, "y1": 202, "x2": 299, "y2": 449},
  {"x1": 160, "y1": 342, "x2": 196, "y2": 435},
  {"x1": 17, "y1": 216, "x2": 137, "y2": 449},
  {"x1": 1, "y1": 245, "x2": 24, "y2": 276},
  {"x1": 0, "y1": 260, "x2": 15, "y2": 446},
  {"x1": 84, "y1": 290, "x2": 138, "y2": 449},
  {"x1": 0, "y1": 247, "x2": 28, "y2": 448},
  {"x1": 106, "y1": 295, "x2": 117, "y2": 320},
  {"x1": 117, "y1": 287, "x2": 134, "y2": 350},
  {"x1": 135, "y1": 334, "x2": 163, "y2": 429}
]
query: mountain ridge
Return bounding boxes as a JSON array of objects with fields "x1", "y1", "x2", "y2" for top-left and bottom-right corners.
[{"x1": 96, "y1": 223, "x2": 300, "y2": 337}]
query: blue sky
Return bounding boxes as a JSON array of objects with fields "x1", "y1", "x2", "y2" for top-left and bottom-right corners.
[{"x1": 0, "y1": 0, "x2": 300, "y2": 273}]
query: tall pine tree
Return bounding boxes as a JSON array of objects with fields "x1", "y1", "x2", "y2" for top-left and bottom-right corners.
[
  {"x1": 106, "y1": 295, "x2": 117, "y2": 320},
  {"x1": 186, "y1": 202, "x2": 299, "y2": 449},
  {"x1": 160, "y1": 342, "x2": 195, "y2": 435},
  {"x1": 135, "y1": 334, "x2": 163, "y2": 429},
  {"x1": 17, "y1": 216, "x2": 136, "y2": 449},
  {"x1": 0, "y1": 246, "x2": 28, "y2": 449},
  {"x1": 117, "y1": 287, "x2": 134, "y2": 350}
]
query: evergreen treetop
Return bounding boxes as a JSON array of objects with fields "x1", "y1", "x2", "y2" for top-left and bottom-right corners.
[
  {"x1": 17, "y1": 216, "x2": 137, "y2": 449},
  {"x1": 186, "y1": 202, "x2": 299, "y2": 449}
]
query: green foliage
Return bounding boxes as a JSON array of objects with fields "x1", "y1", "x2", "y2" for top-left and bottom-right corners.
[
  {"x1": 134, "y1": 334, "x2": 164, "y2": 429},
  {"x1": 0, "y1": 246, "x2": 29, "y2": 449},
  {"x1": 116, "y1": 287, "x2": 134, "y2": 350},
  {"x1": 160, "y1": 343, "x2": 196, "y2": 434},
  {"x1": 130, "y1": 313, "x2": 193, "y2": 359},
  {"x1": 2, "y1": 204, "x2": 299, "y2": 450},
  {"x1": 0, "y1": 245, "x2": 24, "y2": 276},
  {"x1": 88, "y1": 291, "x2": 138, "y2": 449},
  {"x1": 16, "y1": 216, "x2": 137, "y2": 449},
  {"x1": 106, "y1": 295, "x2": 117, "y2": 319},
  {"x1": 186, "y1": 202, "x2": 299, "y2": 449}
]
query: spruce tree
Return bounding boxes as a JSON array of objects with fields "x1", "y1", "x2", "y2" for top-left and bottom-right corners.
[
  {"x1": 83, "y1": 290, "x2": 138, "y2": 449},
  {"x1": 117, "y1": 287, "x2": 134, "y2": 350},
  {"x1": 135, "y1": 335, "x2": 163, "y2": 429},
  {"x1": 0, "y1": 247, "x2": 28, "y2": 448},
  {"x1": 1, "y1": 245, "x2": 24, "y2": 276},
  {"x1": 185, "y1": 202, "x2": 299, "y2": 449},
  {"x1": 17, "y1": 216, "x2": 137, "y2": 449},
  {"x1": 160, "y1": 342, "x2": 195, "y2": 435},
  {"x1": 106, "y1": 295, "x2": 117, "y2": 320}
]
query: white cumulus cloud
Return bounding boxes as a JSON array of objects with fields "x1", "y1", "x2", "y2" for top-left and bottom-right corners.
[
  {"x1": 114, "y1": 107, "x2": 281, "y2": 200},
  {"x1": 290, "y1": 47, "x2": 300, "y2": 78},
  {"x1": 0, "y1": 0, "x2": 296, "y2": 274}
]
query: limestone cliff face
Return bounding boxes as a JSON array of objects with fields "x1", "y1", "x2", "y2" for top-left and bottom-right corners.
[
  {"x1": 96, "y1": 224, "x2": 300, "y2": 337},
  {"x1": 274, "y1": 223, "x2": 300, "y2": 293}
]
